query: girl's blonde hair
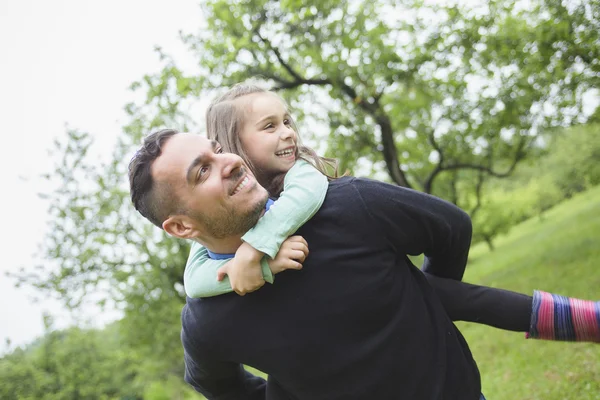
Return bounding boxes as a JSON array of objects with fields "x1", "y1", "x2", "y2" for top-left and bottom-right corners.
[{"x1": 205, "y1": 83, "x2": 340, "y2": 195}]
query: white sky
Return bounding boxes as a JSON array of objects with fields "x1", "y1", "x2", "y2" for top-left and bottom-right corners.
[{"x1": 0, "y1": 0, "x2": 202, "y2": 351}]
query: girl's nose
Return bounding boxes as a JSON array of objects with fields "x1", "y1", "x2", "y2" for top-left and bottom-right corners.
[{"x1": 280, "y1": 125, "x2": 295, "y2": 141}]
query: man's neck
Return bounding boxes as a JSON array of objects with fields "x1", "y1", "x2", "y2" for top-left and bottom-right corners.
[{"x1": 194, "y1": 236, "x2": 243, "y2": 255}]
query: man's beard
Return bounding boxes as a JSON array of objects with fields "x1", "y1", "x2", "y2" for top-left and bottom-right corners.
[{"x1": 191, "y1": 196, "x2": 266, "y2": 240}]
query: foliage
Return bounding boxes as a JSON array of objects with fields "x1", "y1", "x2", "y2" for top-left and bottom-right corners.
[
  {"x1": 136, "y1": 0, "x2": 600, "y2": 200},
  {"x1": 0, "y1": 321, "x2": 141, "y2": 400},
  {"x1": 10, "y1": 129, "x2": 190, "y2": 380},
  {"x1": 469, "y1": 123, "x2": 599, "y2": 249},
  {"x1": 542, "y1": 123, "x2": 600, "y2": 197},
  {"x1": 471, "y1": 189, "x2": 515, "y2": 251}
]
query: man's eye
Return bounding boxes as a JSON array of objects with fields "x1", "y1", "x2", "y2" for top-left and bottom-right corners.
[
  {"x1": 198, "y1": 166, "x2": 209, "y2": 179},
  {"x1": 216, "y1": 147, "x2": 223, "y2": 154}
]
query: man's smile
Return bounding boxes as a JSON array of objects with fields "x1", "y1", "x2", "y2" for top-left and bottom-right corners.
[{"x1": 231, "y1": 175, "x2": 251, "y2": 195}]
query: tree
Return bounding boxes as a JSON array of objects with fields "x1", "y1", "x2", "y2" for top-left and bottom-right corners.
[
  {"x1": 135, "y1": 0, "x2": 599, "y2": 201},
  {"x1": 11, "y1": 129, "x2": 189, "y2": 381},
  {"x1": 14, "y1": 0, "x2": 600, "y2": 379},
  {"x1": 0, "y1": 320, "x2": 141, "y2": 400}
]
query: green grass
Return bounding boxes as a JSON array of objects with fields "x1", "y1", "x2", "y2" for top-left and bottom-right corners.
[{"x1": 458, "y1": 185, "x2": 600, "y2": 399}]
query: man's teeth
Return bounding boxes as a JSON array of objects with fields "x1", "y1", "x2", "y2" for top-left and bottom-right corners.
[
  {"x1": 276, "y1": 148, "x2": 294, "y2": 157},
  {"x1": 232, "y1": 176, "x2": 249, "y2": 195}
]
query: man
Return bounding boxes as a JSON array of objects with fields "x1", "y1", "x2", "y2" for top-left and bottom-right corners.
[
  {"x1": 128, "y1": 130, "x2": 597, "y2": 399},
  {"x1": 129, "y1": 129, "x2": 486, "y2": 399}
]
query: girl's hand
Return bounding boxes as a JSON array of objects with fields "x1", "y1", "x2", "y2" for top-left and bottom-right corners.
[
  {"x1": 217, "y1": 242, "x2": 265, "y2": 296},
  {"x1": 268, "y1": 236, "x2": 309, "y2": 274}
]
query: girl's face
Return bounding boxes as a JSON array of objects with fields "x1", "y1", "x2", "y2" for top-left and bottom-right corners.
[{"x1": 238, "y1": 92, "x2": 298, "y2": 181}]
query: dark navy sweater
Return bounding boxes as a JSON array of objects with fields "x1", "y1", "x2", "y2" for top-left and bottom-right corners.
[{"x1": 181, "y1": 177, "x2": 481, "y2": 399}]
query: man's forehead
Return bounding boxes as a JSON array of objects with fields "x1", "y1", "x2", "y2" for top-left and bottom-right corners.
[
  {"x1": 165, "y1": 133, "x2": 217, "y2": 155},
  {"x1": 153, "y1": 133, "x2": 215, "y2": 178},
  {"x1": 173, "y1": 132, "x2": 211, "y2": 146}
]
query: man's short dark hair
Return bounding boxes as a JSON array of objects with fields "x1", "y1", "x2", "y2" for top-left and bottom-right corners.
[{"x1": 128, "y1": 129, "x2": 182, "y2": 228}]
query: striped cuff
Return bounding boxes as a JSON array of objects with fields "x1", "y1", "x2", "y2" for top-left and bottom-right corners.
[{"x1": 527, "y1": 290, "x2": 600, "y2": 342}]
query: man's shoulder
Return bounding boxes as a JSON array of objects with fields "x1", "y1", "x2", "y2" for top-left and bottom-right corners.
[
  {"x1": 316, "y1": 176, "x2": 386, "y2": 217},
  {"x1": 326, "y1": 176, "x2": 398, "y2": 198}
]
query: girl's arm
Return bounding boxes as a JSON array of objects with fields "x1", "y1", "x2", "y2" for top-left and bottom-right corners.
[
  {"x1": 184, "y1": 241, "x2": 273, "y2": 298},
  {"x1": 241, "y1": 160, "x2": 328, "y2": 258},
  {"x1": 185, "y1": 161, "x2": 327, "y2": 297},
  {"x1": 424, "y1": 272, "x2": 532, "y2": 331}
]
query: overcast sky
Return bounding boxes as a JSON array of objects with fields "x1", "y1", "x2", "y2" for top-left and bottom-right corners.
[{"x1": 0, "y1": 0, "x2": 202, "y2": 351}]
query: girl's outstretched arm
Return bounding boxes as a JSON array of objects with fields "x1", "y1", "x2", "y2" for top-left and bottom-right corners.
[{"x1": 242, "y1": 160, "x2": 328, "y2": 258}]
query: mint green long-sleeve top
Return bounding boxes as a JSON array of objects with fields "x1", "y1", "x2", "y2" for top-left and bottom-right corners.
[{"x1": 183, "y1": 160, "x2": 328, "y2": 298}]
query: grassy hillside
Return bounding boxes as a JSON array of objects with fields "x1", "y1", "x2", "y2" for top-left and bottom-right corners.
[{"x1": 459, "y1": 185, "x2": 600, "y2": 399}]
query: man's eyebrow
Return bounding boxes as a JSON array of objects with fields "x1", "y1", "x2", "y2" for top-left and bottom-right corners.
[
  {"x1": 186, "y1": 154, "x2": 205, "y2": 185},
  {"x1": 185, "y1": 141, "x2": 220, "y2": 185}
]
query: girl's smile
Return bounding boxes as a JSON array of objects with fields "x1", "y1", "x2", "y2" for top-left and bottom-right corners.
[{"x1": 275, "y1": 146, "x2": 296, "y2": 160}]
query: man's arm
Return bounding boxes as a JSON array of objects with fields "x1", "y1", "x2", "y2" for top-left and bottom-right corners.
[
  {"x1": 183, "y1": 351, "x2": 266, "y2": 400},
  {"x1": 354, "y1": 178, "x2": 471, "y2": 280},
  {"x1": 181, "y1": 308, "x2": 266, "y2": 399}
]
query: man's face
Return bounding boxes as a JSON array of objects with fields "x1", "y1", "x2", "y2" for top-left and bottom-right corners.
[{"x1": 152, "y1": 133, "x2": 269, "y2": 240}]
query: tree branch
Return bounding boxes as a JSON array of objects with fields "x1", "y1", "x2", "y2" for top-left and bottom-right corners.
[
  {"x1": 254, "y1": 28, "x2": 410, "y2": 187},
  {"x1": 423, "y1": 129, "x2": 445, "y2": 193},
  {"x1": 336, "y1": 81, "x2": 411, "y2": 187},
  {"x1": 272, "y1": 78, "x2": 332, "y2": 90},
  {"x1": 469, "y1": 171, "x2": 486, "y2": 218},
  {"x1": 255, "y1": 29, "x2": 305, "y2": 83}
]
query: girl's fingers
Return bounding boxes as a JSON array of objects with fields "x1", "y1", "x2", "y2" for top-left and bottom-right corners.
[
  {"x1": 288, "y1": 235, "x2": 308, "y2": 247},
  {"x1": 289, "y1": 242, "x2": 309, "y2": 256},
  {"x1": 289, "y1": 249, "x2": 307, "y2": 262},
  {"x1": 287, "y1": 260, "x2": 302, "y2": 270}
]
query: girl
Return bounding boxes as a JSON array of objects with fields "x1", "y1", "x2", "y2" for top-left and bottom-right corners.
[{"x1": 184, "y1": 82, "x2": 600, "y2": 343}]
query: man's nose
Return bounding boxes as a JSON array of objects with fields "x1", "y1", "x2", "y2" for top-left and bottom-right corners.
[{"x1": 221, "y1": 153, "x2": 244, "y2": 177}]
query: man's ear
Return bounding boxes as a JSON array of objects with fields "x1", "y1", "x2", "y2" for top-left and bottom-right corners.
[{"x1": 163, "y1": 215, "x2": 198, "y2": 239}]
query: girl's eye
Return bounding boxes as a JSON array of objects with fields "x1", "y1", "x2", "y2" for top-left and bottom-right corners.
[
  {"x1": 284, "y1": 119, "x2": 291, "y2": 126},
  {"x1": 264, "y1": 123, "x2": 273, "y2": 130},
  {"x1": 216, "y1": 147, "x2": 223, "y2": 154}
]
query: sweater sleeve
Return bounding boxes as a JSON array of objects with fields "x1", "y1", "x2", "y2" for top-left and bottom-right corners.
[
  {"x1": 242, "y1": 160, "x2": 328, "y2": 258},
  {"x1": 181, "y1": 307, "x2": 267, "y2": 399},
  {"x1": 354, "y1": 178, "x2": 472, "y2": 281},
  {"x1": 184, "y1": 242, "x2": 273, "y2": 298}
]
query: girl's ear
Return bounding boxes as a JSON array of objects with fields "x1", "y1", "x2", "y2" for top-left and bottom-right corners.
[{"x1": 163, "y1": 216, "x2": 198, "y2": 239}]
